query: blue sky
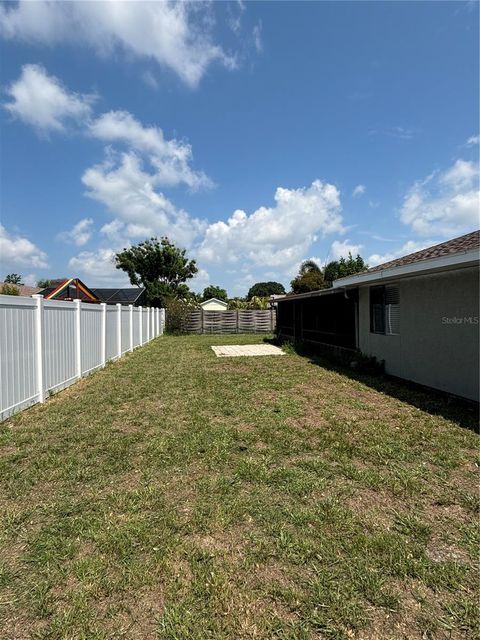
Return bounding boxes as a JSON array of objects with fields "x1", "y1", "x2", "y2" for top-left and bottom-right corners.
[{"x1": 0, "y1": 1, "x2": 478, "y2": 296}]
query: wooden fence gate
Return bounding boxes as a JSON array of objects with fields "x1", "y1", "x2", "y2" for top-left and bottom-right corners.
[{"x1": 186, "y1": 309, "x2": 276, "y2": 334}]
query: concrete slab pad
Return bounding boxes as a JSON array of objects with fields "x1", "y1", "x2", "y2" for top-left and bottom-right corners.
[{"x1": 211, "y1": 344, "x2": 285, "y2": 358}]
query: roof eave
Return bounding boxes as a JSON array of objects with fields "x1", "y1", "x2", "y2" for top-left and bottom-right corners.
[
  {"x1": 200, "y1": 298, "x2": 228, "y2": 306},
  {"x1": 276, "y1": 287, "x2": 347, "y2": 302},
  {"x1": 332, "y1": 248, "x2": 480, "y2": 288}
]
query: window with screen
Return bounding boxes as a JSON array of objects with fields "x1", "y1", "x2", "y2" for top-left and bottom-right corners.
[{"x1": 370, "y1": 285, "x2": 400, "y2": 335}]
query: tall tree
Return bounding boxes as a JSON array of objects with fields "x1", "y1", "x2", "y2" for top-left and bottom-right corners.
[
  {"x1": 4, "y1": 273, "x2": 23, "y2": 285},
  {"x1": 37, "y1": 278, "x2": 53, "y2": 289},
  {"x1": 324, "y1": 253, "x2": 367, "y2": 286},
  {"x1": 247, "y1": 281, "x2": 285, "y2": 299},
  {"x1": 299, "y1": 260, "x2": 322, "y2": 275},
  {"x1": 202, "y1": 285, "x2": 228, "y2": 301},
  {"x1": 290, "y1": 260, "x2": 325, "y2": 294},
  {"x1": 115, "y1": 237, "x2": 198, "y2": 306}
]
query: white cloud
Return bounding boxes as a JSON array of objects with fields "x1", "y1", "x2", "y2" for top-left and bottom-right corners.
[
  {"x1": 88, "y1": 110, "x2": 211, "y2": 190},
  {"x1": 369, "y1": 126, "x2": 416, "y2": 140},
  {"x1": 142, "y1": 70, "x2": 159, "y2": 91},
  {"x1": 352, "y1": 184, "x2": 365, "y2": 198},
  {"x1": 0, "y1": 2, "x2": 236, "y2": 88},
  {"x1": 439, "y1": 159, "x2": 478, "y2": 191},
  {"x1": 368, "y1": 240, "x2": 433, "y2": 268},
  {"x1": 466, "y1": 135, "x2": 479, "y2": 146},
  {"x1": 82, "y1": 150, "x2": 206, "y2": 249},
  {"x1": 330, "y1": 239, "x2": 363, "y2": 260},
  {"x1": 253, "y1": 21, "x2": 263, "y2": 53},
  {"x1": 23, "y1": 273, "x2": 37, "y2": 286},
  {"x1": 4, "y1": 64, "x2": 94, "y2": 133},
  {"x1": 57, "y1": 217, "x2": 93, "y2": 247},
  {"x1": 197, "y1": 180, "x2": 344, "y2": 273},
  {"x1": 6, "y1": 66, "x2": 212, "y2": 191},
  {"x1": 190, "y1": 267, "x2": 210, "y2": 293},
  {"x1": 0, "y1": 224, "x2": 48, "y2": 268},
  {"x1": 400, "y1": 159, "x2": 479, "y2": 237},
  {"x1": 68, "y1": 247, "x2": 128, "y2": 286},
  {"x1": 227, "y1": 1, "x2": 245, "y2": 35}
]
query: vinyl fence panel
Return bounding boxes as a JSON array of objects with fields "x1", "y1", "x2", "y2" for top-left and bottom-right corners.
[
  {"x1": 0, "y1": 295, "x2": 38, "y2": 417},
  {"x1": 121, "y1": 306, "x2": 130, "y2": 355},
  {"x1": 133, "y1": 308, "x2": 141, "y2": 348},
  {"x1": 105, "y1": 306, "x2": 118, "y2": 361},
  {"x1": 0, "y1": 296, "x2": 164, "y2": 421},
  {"x1": 142, "y1": 310, "x2": 148, "y2": 344},
  {"x1": 43, "y1": 299, "x2": 77, "y2": 393},
  {"x1": 80, "y1": 303, "x2": 103, "y2": 375}
]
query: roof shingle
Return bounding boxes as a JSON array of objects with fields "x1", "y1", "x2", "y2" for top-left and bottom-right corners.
[
  {"x1": 367, "y1": 230, "x2": 480, "y2": 273},
  {"x1": 0, "y1": 282, "x2": 41, "y2": 296}
]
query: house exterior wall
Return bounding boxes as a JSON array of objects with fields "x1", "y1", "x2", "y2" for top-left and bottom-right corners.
[
  {"x1": 357, "y1": 267, "x2": 479, "y2": 401},
  {"x1": 200, "y1": 300, "x2": 228, "y2": 311}
]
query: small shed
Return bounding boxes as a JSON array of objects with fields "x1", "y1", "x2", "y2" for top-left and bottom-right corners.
[{"x1": 200, "y1": 298, "x2": 228, "y2": 311}]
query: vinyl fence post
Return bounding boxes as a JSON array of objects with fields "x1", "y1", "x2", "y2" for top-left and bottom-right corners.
[
  {"x1": 156, "y1": 308, "x2": 159, "y2": 337},
  {"x1": 32, "y1": 295, "x2": 45, "y2": 403},
  {"x1": 201, "y1": 308, "x2": 205, "y2": 335},
  {"x1": 270, "y1": 307, "x2": 274, "y2": 332},
  {"x1": 74, "y1": 299, "x2": 82, "y2": 379},
  {"x1": 146, "y1": 307, "x2": 150, "y2": 342},
  {"x1": 101, "y1": 303, "x2": 107, "y2": 366},
  {"x1": 117, "y1": 303, "x2": 122, "y2": 358},
  {"x1": 161, "y1": 308, "x2": 165, "y2": 335},
  {"x1": 139, "y1": 306, "x2": 143, "y2": 345},
  {"x1": 129, "y1": 304, "x2": 134, "y2": 352},
  {"x1": 236, "y1": 310, "x2": 239, "y2": 334}
]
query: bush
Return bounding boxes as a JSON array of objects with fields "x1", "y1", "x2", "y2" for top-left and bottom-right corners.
[
  {"x1": 0, "y1": 284, "x2": 20, "y2": 295},
  {"x1": 165, "y1": 298, "x2": 195, "y2": 334},
  {"x1": 228, "y1": 297, "x2": 248, "y2": 310},
  {"x1": 349, "y1": 352, "x2": 385, "y2": 375}
]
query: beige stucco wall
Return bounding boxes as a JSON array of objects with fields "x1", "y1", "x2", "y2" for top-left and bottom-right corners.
[
  {"x1": 200, "y1": 300, "x2": 228, "y2": 311},
  {"x1": 358, "y1": 267, "x2": 479, "y2": 401}
]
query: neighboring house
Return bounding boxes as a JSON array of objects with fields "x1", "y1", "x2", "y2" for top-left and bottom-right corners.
[
  {"x1": 200, "y1": 298, "x2": 229, "y2": 311},
  {"x1": 38, "y1": 278, "x2": 100, "y2": 303},
  {"x1": 276, "y1": 230, "x2": 480, "y2": 401},
  {"x1": 0, "y1": 282, "x2": 41, "y2": 296},
  {"x1": 91, "y1": 288, "x2": 147, "y2": 306}
]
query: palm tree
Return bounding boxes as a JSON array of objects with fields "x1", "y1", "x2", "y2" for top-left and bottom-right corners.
[{"x1": 299, "y1": 259, "x2": 321, "y2": 275}]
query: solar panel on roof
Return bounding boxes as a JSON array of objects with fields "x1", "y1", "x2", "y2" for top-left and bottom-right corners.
[{"x1": 91, "y1": 288, "x2": 145, "y2": 304}]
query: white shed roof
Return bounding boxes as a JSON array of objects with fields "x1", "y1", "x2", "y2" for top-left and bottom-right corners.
[{"x1": 199, "y1": 297, "x2": 228, "y2": 308}]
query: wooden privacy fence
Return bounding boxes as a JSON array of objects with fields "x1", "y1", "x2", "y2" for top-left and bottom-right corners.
[
  {"x1": 186, "y1": 309, "x2": 276, "y2": 334},
  {"x1": 0, "y1": 294, "x2": 165, "y2": 421}
]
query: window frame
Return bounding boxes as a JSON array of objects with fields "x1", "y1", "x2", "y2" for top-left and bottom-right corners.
[
  {"x1": 370, "y1": 285, "x2": 386, "y2": 334},
  {"x1": 369, "y1": 285, "x2": 400, "y2": 335}
]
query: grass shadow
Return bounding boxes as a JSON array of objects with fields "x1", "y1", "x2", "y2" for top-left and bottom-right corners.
[{"x1": 278, "y1": 340, "x2": 479, "y2": 433}]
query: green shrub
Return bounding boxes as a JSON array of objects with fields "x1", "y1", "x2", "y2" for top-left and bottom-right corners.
[
  {"x1": 0, "y1": 284, "x2": 20, "y2": 296},
  {"x1": 165, "y1": 298, "x2": 195, "y2": 334},
  {"x1": 349, "y1": 352, "x2": 384, "y2": 375}
]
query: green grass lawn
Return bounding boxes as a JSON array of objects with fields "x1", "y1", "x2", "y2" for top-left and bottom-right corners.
[{"x1": 1, "y1": 334, "x2": 478, "y2": 640}]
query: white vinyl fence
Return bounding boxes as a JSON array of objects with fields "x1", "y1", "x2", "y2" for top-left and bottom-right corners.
[{"x1": 0, "y1": 295, "x2": 165, "y2": 421}]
